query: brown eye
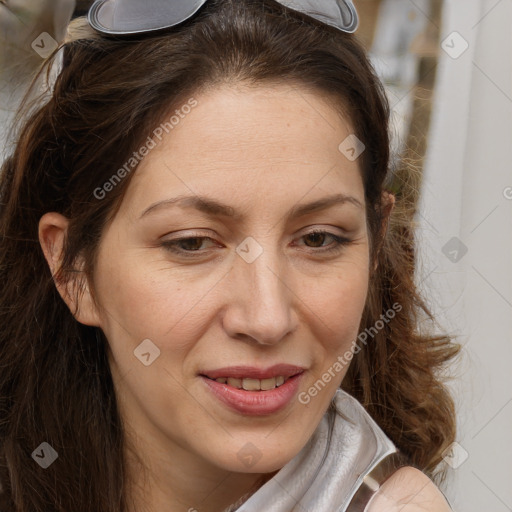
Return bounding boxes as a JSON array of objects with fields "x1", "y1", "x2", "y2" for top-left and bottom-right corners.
[
  {"x1": 176, "y1": 237, "x2": 206, "y2": 251},
  {"x1": 303, "y1": 232, "x2": 328, "y2": 248},
  {"x1": 296, "y1": 230, "x2": 352, "y2": 255},
  {"x1": 162, "y1": 236, "x2": 220, "y2": 257}
]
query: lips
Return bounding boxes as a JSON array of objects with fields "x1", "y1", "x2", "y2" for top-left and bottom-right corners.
[{"x1": 200, "y1": 364, "x2": 305, "y2": 415}]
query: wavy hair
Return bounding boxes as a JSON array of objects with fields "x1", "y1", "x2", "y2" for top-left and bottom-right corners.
[{"x1": 0, "y1": 1, "x2": 460, "y2": 510}]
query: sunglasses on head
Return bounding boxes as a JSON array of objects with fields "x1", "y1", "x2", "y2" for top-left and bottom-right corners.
[{"x1": 87, "y1": 0, "x2": 359, "y2": 36}]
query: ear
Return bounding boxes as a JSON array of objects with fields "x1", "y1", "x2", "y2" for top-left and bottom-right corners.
[
  {"x1": 372, "y1": 191, "x2": 395, "y2": 272},
  {"x1": 38, "y1": 212, "x2": 101, "y2": 327}
]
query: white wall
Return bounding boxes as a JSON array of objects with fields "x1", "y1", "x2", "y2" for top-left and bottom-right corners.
[{"x1": 416, "y1": 0, "x2": 512, "y2": 510}]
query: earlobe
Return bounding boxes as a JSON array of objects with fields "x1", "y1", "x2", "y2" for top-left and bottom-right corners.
[
  {"x1": 372, "y1": 191, "x2": 395, "y2": 272},
  {"x1": 38, "y1": 212, "x2": 101, "y2": 327}
]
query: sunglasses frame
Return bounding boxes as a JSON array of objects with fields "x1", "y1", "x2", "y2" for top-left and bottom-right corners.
[{"x1": 87, "y1": 0, "x2": 359, "y2": 36}]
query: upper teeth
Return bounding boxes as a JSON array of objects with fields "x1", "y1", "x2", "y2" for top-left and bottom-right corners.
[{"x1": 214, "y1": 376, "x2": 287, "y2": 390}]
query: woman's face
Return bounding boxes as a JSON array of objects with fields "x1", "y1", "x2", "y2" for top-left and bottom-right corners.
[{"x1": 90, "y1": 83, "x2": 370, "y2": 475}]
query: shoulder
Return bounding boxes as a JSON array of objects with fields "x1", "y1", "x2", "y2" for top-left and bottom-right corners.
[{"x1": 366, "y1": 466, "x2": 452, "y2": 512}]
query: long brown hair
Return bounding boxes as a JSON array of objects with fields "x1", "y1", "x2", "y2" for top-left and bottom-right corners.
[{"x1": 0, "y1": 1, "x2": 460, "y2": 510}]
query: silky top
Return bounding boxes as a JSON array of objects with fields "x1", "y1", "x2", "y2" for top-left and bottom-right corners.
[{"x1": 232, "y1": 389, "x2": 399, "y2": 512}]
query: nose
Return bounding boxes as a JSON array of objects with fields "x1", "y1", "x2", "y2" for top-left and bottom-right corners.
[{"x1": 221, "y1": 244, "x2": 298, "y2": 346}]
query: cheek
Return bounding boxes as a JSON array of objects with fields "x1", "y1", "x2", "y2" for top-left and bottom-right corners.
[
  {"x1": 295, "y1": 269, "x2": 369, "y2": 415},
  {"x1": 306, "y1": 263, "x2": 369, "y2": 342},
  {"x1": 91, "y1": 248, "x2": 222, "y2": 358},
  {"x1": 302, "y1": 271, "x2": 369, "y2": 403}
]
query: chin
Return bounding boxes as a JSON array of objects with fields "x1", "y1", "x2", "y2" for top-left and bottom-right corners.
[{"x1": 211, "y1": 437, "x2": 305, "y2": 475}]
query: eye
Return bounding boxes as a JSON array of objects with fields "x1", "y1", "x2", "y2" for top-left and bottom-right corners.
[
  {"x1": 295, "y1": 229, "x2": 352, "y2": 254},
  {"x1": 161, "y1": 235, "x2": 219, "y2": 257}
]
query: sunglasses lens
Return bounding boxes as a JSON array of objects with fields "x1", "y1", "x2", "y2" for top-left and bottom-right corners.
[
  {"x1": 277, "y1": 0, "x2": 358, "y2": 33},
  {"x1": 89, "y1": 0, "x2": 208, "y2": 34}
]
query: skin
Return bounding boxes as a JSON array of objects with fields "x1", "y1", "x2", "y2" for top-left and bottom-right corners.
[
  {"x1": 39, "y1": 83, "x2": 450, "y2": 512},
  {"x1": 368, "y1": 467, "x2": 453, "y2": 511}
]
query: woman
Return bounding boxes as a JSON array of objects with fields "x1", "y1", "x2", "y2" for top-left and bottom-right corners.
[{"x1": 0, "y1": 1, "x2": 460, "y2": 511}]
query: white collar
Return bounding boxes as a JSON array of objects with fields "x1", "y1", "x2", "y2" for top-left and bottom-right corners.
[{"x1": 233, "y1": 389, "x2": 397, "y2": 512}]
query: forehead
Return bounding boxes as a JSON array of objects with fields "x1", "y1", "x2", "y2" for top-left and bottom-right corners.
[{"x1": 119, "y1": 83, "x2": 365, "y2": 219}]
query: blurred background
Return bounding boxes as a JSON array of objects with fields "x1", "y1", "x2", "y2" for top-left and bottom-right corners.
[
  {"x1": 1, "y1": 1, "x2": 511, "y2": 511},
  {"x1": 357, "y1": 2, "x2": 512, "y2": 511},
  {"x1": 360, "y1": 2, "x2": 512, "y2": 511},
  {"x1": 74, "y1": 0, "x2": 93, "y2": 16}
]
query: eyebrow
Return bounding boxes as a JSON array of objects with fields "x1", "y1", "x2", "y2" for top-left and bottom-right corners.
[{"x1": 139, "y1": 193, "x2": 364, "y2": 221}]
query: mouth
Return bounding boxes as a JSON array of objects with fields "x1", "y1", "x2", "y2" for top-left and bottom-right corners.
[{"x1": 200, "y1": 364, "x2": 305, "y2": 415}]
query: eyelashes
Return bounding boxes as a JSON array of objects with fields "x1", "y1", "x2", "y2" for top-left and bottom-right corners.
[{"x1": 161, "y1": 229, "x2": 352, "y2": 259}]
